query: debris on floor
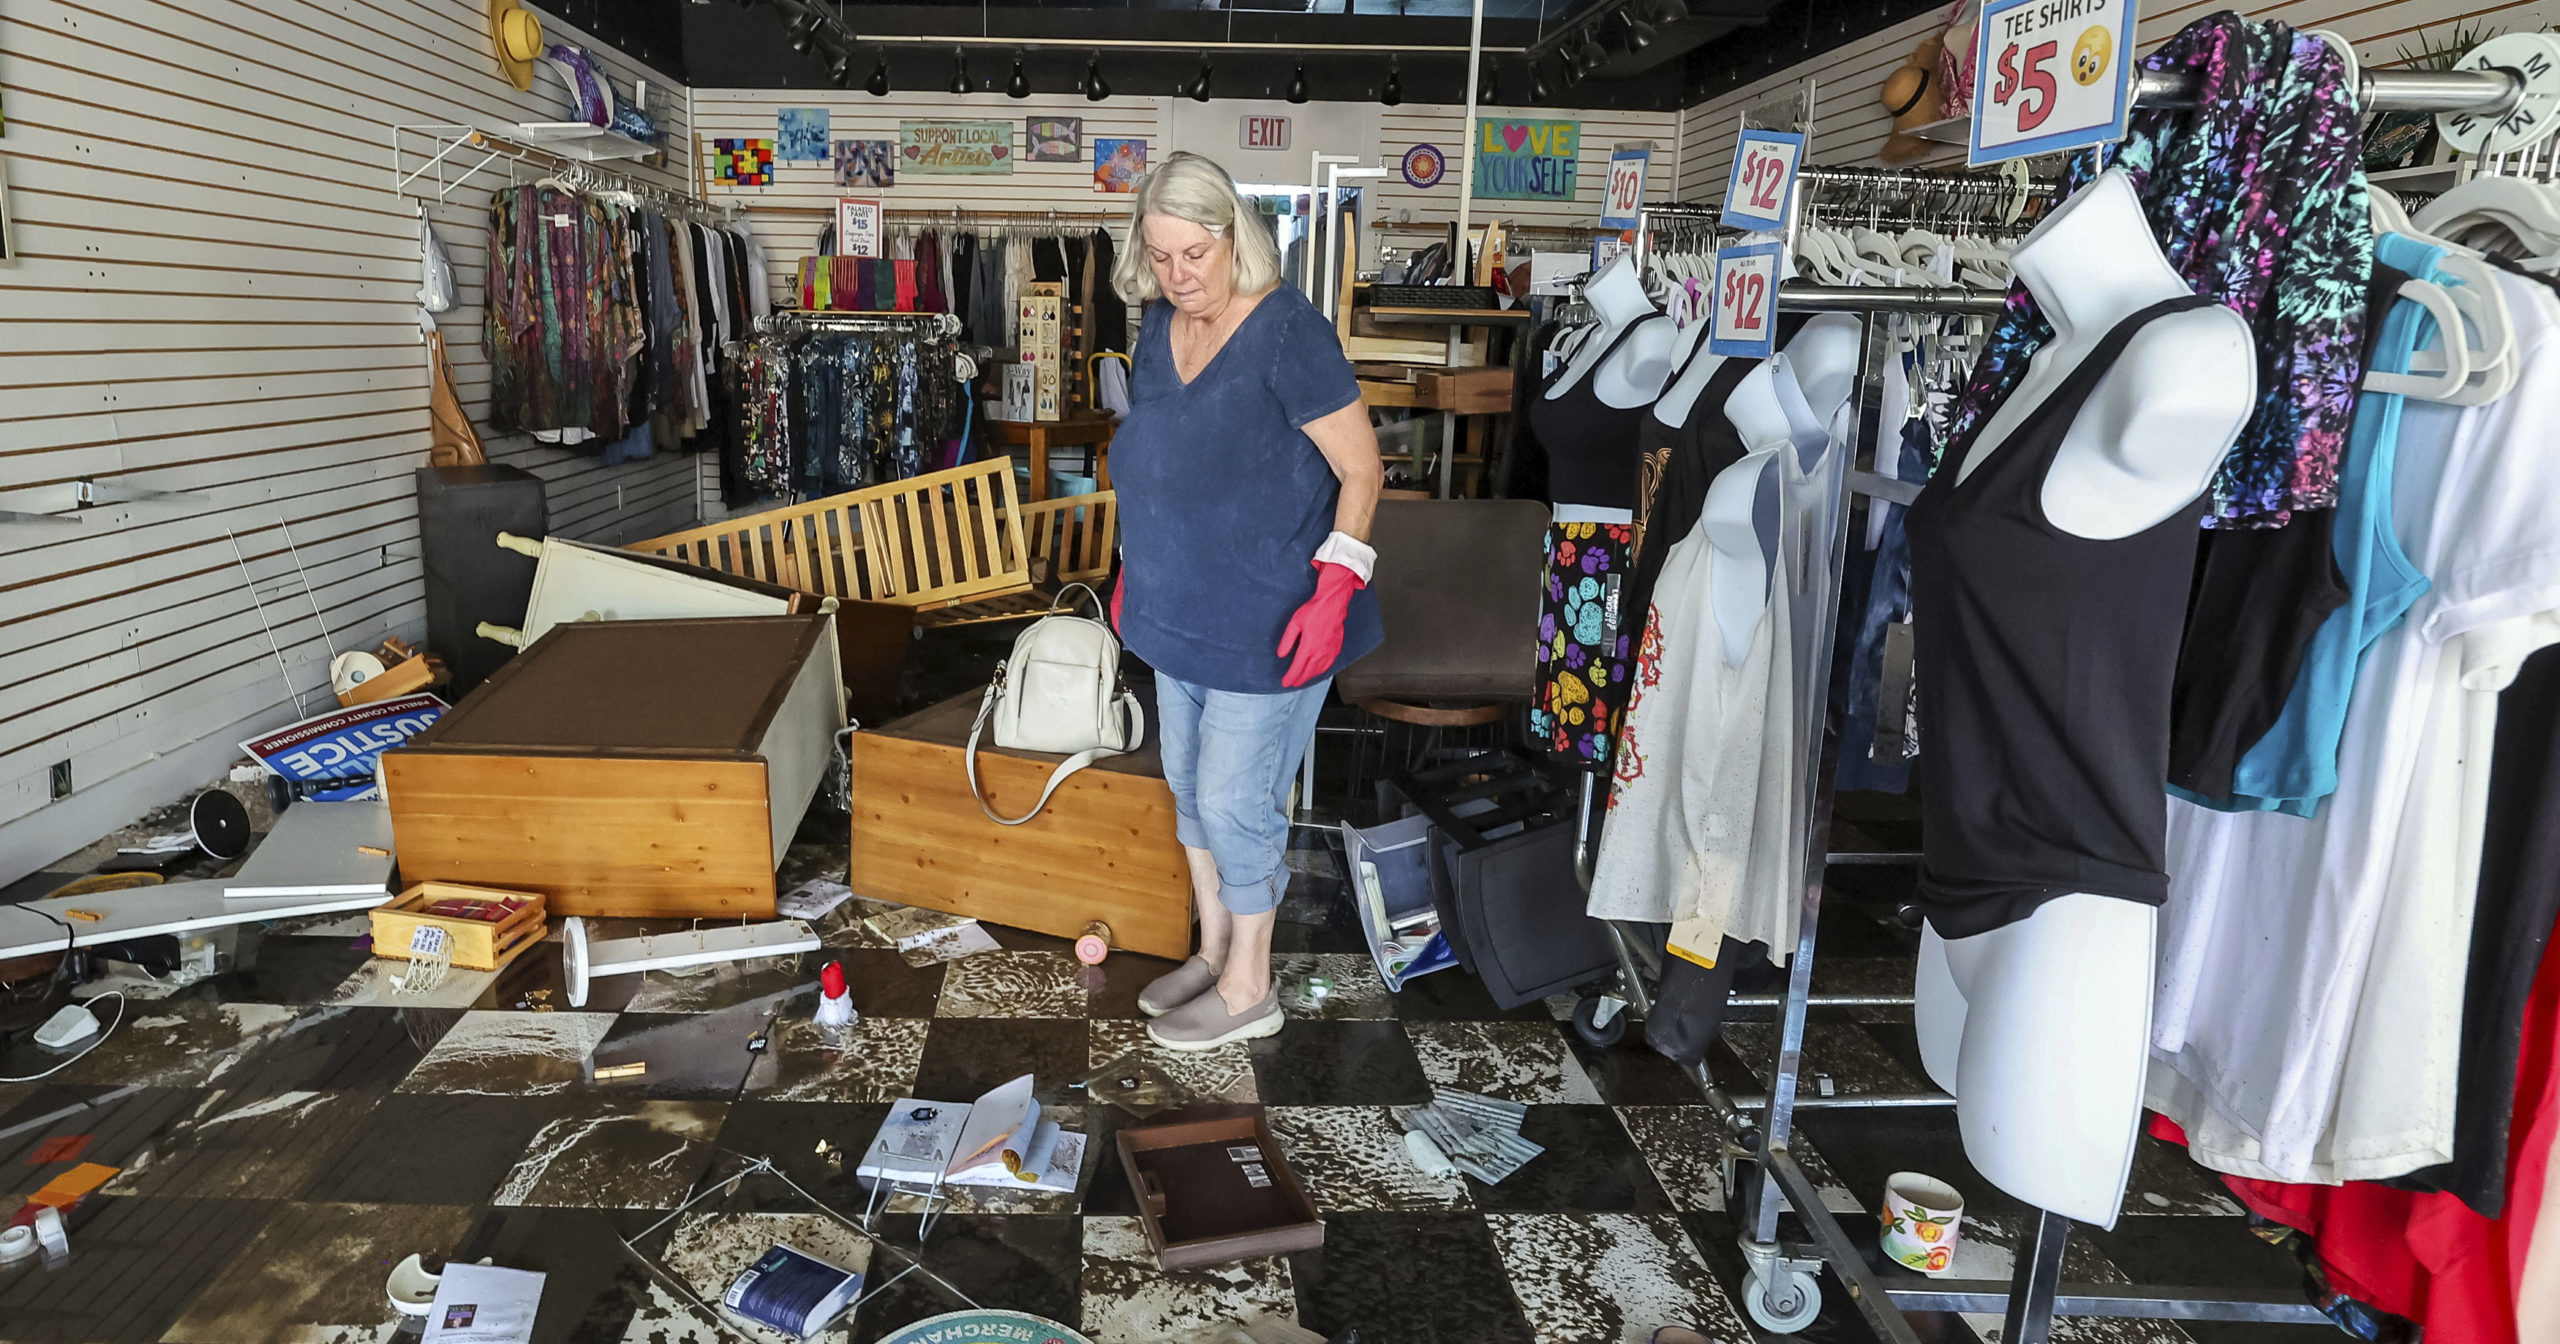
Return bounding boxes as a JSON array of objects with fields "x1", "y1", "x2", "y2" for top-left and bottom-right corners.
[
  {"x1": 867, "y1": 906, "x2": 1003, "y2": 965},
  {"x1": 1393, "y1": 1087, "x2": 1543, "y2": 1185}
]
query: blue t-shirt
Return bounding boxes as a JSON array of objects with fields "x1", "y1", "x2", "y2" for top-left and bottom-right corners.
[{"x1": 1113, "y1": 286, "x2": 1382, "y2": 694}]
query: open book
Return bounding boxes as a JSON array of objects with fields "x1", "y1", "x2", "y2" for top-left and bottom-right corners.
[{"x1": 859, "y1": 1074, "x2": 1083, "y2": 1193}]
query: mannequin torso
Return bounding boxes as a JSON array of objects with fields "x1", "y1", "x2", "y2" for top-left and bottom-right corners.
[
  {"x1": 1544, "y1": 256, "x2": 1678, "y2": 409},
  {"x1": 1915, "y1": 167, "x2": 2255, "y2": 1228}
]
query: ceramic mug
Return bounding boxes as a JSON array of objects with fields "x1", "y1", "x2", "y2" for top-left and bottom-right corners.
[{"x1": 1879, "y1": 1171, "x2": 1964, "y2": 1275}]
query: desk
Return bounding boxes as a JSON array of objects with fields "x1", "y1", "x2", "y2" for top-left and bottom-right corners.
[
  {"x1": 987, "y1": 415, "x2": 1117, "y2": 501},
  {"x1": 1357, "y1": 367, "x2": 1515, "y2": 498}
]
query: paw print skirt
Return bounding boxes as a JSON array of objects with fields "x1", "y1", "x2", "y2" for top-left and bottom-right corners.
[{"x1": 1529, "y1": 520, "x2": 1635, "y2": 764}]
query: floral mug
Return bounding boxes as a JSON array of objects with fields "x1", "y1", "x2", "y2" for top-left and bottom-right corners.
[{"x1": 1879, "y1": 1171, "x2": 1965, "y2": 1275}]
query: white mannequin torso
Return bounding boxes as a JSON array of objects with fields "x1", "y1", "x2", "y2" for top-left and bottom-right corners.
[
  {"x1": 1652, "y1": 317, "x2": 1726, "y2": 427},
  {"x1": 1545, "y1": 255, "x2": 1676, "y2": 409},
  {"x1": 1914, "y1": 166, "x2": 2256, "y2": 1230}
]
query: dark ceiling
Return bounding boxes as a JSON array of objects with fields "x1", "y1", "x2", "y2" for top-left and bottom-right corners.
[{"x1": 542, "y1": 0, "x2": 1939, "y2": 112}]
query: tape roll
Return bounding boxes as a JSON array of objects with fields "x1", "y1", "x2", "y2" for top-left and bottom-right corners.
[
  {"x1": 0, "y1": 1225, "x2": 34, "y2": 1263},
  {"x1": 330, "y1": 651, "x2": 387, "y2": 695},
  {"x1": 30, "y1": 1205, "x2": 67, "y2": 1256}
]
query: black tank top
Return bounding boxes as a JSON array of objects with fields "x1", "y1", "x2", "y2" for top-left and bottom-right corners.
[
  {"x1": 1530, "y1": 315, "x2": 1670, "y2": 509},
  {"x1": 1905, "y1": 294, "x2": 2218, "y2": 940}
]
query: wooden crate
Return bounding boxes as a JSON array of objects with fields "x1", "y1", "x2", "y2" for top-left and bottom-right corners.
[
  {"x1": 370, "y1": 882, "x2": 547, "y2": 972},
  {"x1": 849, "y1": 690, "x2": 1193, "y2": 960},
  {"x1": 383, "y1": 615, "x2": 844, "y2": 918},
  {"x1": 628, "y1": 458, "x2": 1116, "y2": 628}
]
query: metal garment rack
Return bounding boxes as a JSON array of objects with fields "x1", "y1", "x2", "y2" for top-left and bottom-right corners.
[
  {"x1": 1709, "y1": 61, "x2": 2532, "y2": 1344},
  {"x1": 754, "y1": 310, "x2": 963, "y2": 337}
]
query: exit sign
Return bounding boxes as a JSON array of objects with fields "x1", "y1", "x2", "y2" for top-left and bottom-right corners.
[{"x1": 1241, "y1": 115, "x2": 1291, "y2": 151}]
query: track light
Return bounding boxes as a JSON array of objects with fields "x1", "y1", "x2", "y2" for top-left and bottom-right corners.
[
  {"x1": 949, "y1": 46, "x2": 970, "y2": 95},
  {"x1": 1578, "y1": 29, "x2": 1611, "y2": 73},
  {"x1": 1621, "y1": 9, "x2": 1658, "y2": 50},
  {"x1": 1479, "y1": 60, "x2": 1499, "y2": 104},
  {"x1": 1188, "y1": 55, "x2": 1212, "y2": 102},
  {"x1": 1563, "y1": 51, "x2": 1585, "y2": 87},
  {"x1": 1288, "y1": 61, "x2": 1308, "y2": 104},
  {"x1": 1652, "y1": 0, "x2": 1690, "y2": 22},
  {"x1": 1530, "y1": 58, "x2": 1551, "y2": 102},
  {"x1": 1081, "y1": 54, "x2": 1110, "y2": 101},
  {"x1": 827, "y1": 48, "x2": 855, "y2": 88},
  {"x1": 867, "y1": 51, "x2": 891, "y2": 97},
  {"x1": 1008, "y1": 53, "x2": 1030, "y2": 98},
  {"x1": 1381, "y1": 57, "x2": 1402, "y2": 106},
  {"x1": 786, "y1": 9, "x2": 825, "y2": 54}
]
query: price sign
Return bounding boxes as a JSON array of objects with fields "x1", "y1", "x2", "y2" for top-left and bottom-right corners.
[
  {"x1": 1708, "y1": 242, "x2": 1783, "y2": 359},
  {"x1": 1969, "y1": 0, "x2": 2140, "y2": 165},
  {"x1": 1599, "y1": 146, "x2": 1651, "y2": 230},
  {"x1": 1721, "y1": 129, "x2": 1804, "y2": 234}
]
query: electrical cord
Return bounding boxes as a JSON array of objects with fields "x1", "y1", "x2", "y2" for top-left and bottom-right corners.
[{"x1": 0, "y1": 990, "x2": 127, "y2": 1083}]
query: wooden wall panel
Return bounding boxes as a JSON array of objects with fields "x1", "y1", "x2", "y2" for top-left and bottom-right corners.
[
  {"x1": 0, "y1": 0, "x2": 699, "y2": 883},
  {"x1": 1679, "y1": 0, "x2": 2560, "y2": 190}
]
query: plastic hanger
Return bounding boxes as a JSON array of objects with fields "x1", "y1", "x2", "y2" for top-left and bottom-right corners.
[{"x1": 2364, "y1": 275, "x2": 2474, "y2": 400}]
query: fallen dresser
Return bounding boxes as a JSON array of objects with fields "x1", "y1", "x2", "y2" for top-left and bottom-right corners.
[
  {"x1": 848, "y1": 689, "x2": 1192, "y2": 959},
  {"x1": 382, "y1": 615, "x2": 844, "y2": 917}
]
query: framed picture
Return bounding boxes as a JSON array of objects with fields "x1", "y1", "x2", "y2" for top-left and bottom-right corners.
[
  {"x1": 1094, "y1": 137, "x2": 1146, "y2": 194},
  {"x1": 836, "y1": 198, "x2": 883, "y2": 258},
  {"x1": 834, "y1": 139, "x2": 895, "y2": 189},
  {"x1": 777, "y1": 107, "x2": 830, "y2": 162},
  {"x1": 0, "y1": 156, "x2": 16, "y2": 267},
  {"x1": 1026, "y1": 117, "x2": 1082, "y2": 163}
]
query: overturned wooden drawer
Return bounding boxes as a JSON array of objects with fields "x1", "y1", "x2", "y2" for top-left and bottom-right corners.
[{"x1": 383, "y1": 615, "x2": 844, "y2": 918}]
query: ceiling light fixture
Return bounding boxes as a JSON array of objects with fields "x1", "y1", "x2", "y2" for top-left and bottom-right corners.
[
  {"x1": 1578, "y1": 28, "x2": 1610, "y2": 73},
  {"x1": 867, "y1": 51, "x2": 891, "y2": 97},
  {"x1": 1652, "y1": 0, "x2": 1691, "y2": 21},
  {"x1": 786, "y1": 10, "x2": 825, "y2": 54},
  {"x1": 1288, "y1": 61, "x2": 1308, "y2": 104},
  {"x1": 1381, "y1": 57, "x2": 1402, "y2": 106},
  {"x1": 1562, "y1": 51, "x2": 1585, "y2": 87},
  {"x1": 1478, "y1": 60, "x2": 1499, "y2": 104},
  {"x1": 1529, "y1": 58, "x2": 1551, "y2": 103},
  {"x1": 1079, "y1": 54, "x2": 1110, "y2": 100},
  {"x1": 1189, "y1": 54, "x2": 1213, "y2": 102},
  {"x1": 1621, "y1": 9, "x2": 1658, "y2": 50},
  {"x1": 949, "y1": 46, "x2": 971, "y2": 95},
  {"x1": 1008, "y1": 53, "x2": 1031, "y2": 98}
]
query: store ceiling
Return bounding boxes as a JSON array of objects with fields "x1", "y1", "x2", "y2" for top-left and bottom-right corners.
[{"x1": 543, "y1": 0, "x2": 1942, "y2": 112}]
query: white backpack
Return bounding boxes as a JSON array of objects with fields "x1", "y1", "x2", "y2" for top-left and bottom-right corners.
[{"x1": 965, "y1": 583, "x2": 1145, "y2": 825}]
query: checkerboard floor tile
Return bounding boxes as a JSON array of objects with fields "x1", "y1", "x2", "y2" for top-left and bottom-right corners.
[{"x1": 0, "y1": 818, "x2": 2329, "y2": 1344}]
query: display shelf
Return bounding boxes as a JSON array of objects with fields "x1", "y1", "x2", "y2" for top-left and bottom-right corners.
[{"x1": 514, "y1": 121, "x2": 659, "y2": 161}]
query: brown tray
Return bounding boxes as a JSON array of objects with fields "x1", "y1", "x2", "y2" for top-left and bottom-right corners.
[{"x1": 1114, "y1": 1112, "x2": 1323, "y2": 1270}]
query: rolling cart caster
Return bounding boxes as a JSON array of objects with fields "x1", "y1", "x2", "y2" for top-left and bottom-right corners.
[
  {"x1": 1742, "y1": 1265, "x2": 1823, "y2": 1334},
  {"x1": 1572, "y1": 993, "x2": 1628, "y2": 1048}
]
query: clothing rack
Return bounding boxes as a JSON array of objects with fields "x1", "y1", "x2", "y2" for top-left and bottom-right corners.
[
  {"x1": 754, "y1": 309, "x2": 963, "y2": 337},
  {"x1": 391, "y1": 123, "x2": 720, "y2": 216}
]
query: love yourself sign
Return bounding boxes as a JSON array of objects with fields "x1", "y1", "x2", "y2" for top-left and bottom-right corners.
[{"x1": 1474, "y1": 119, "x2": 1579, "y2": 201}]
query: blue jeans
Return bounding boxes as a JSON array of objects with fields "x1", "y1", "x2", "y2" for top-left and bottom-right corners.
[{"x1": 1155, "y1": 673, "x2": 1329, "y2": 916}]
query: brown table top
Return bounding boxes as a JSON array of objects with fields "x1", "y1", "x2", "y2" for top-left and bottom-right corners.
[
  {"x1": 986, "y1": 415, "x2": 1117, "y2": 445},
  {"x1": 876, "y1": 687, "x2": 1164, "y2": 777},
  {"x1": 412, "y1": 616, "x2": 828, "y2": 754}
]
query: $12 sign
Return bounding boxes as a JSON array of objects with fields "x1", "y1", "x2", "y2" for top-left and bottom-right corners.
[
  {"x1": 1709, "y1": 242, "x2": 1783, "y2": 359},
  {"x1": 1721, "y1": 129, "x2": 1804, "y2": 234}
]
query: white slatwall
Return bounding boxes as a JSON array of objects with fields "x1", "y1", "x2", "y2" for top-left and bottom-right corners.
[
  {"x1": 1680, "y1": 0, "x2": 2560, "y2": 190},
  {"x1": 0, "y1": 0, "x2": 692, "y2": 884}
]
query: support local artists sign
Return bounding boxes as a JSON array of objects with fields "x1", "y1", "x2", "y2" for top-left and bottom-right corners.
[{"x1": 1473, "y1": 118, "x2": 1579, "y2": 201}]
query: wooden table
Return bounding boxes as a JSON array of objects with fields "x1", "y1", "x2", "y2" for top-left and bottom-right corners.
[
  {"x1": 1357, "y1": 366, "x2": 1515, "y2": 498},
  {"x1": 988, "y1": 414, "x2": 1117, "y2": 501}
]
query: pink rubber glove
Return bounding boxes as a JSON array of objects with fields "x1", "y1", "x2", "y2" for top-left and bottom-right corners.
[
  {"x1": 1277, "y1": 560, "x2": 1365, "y2": 688},
  {"x1": 1110, "y1": 570, "x2": 1125, "y2": 633}
]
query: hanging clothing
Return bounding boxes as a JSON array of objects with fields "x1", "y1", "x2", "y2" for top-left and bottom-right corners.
[
  {"x1": 1527, "y1": 316, "x2": 1670, "y2": 510},
  {"x1": 1091, "y1": 228, "x2": 1129, "y2": 354},
  {"x1": 426, "y1": 330, "x2": 487, "y2": 468},
  {"x1": 1937, "y1": 13, "x2": 2370, "y2": 528},
  {"x1": 2182, "y1": 240, "x2": 2445, "y2": 813},
  {"x1": 1530, "y1": 519, "x2": 1637, "y2": 764},
  {"x1": 2149, "y1": 269, "x2": 2560, "y2": 1186},
  {"x1": 1905, "y1": 294, "x2": 2219, "y2": 940},
  {"x1": 1835, "y1": 417, "x2": 1934, "y2": 796}
]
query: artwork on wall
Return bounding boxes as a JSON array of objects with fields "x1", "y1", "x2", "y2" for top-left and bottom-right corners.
[
  {"x1": 1093, "y1": 138, "x2": 1147, "y2": 194},
  {"x1": 1026, "y1": 117, "x2": 1083, "y2": 163},
  {"x1": 714, "y1": 138, "x2": 775, "y2": 187},
  {"x1": 777, "y1": 107, "x2": 831, "y2": 161},
  {"x1": 1473, "y1": 118, "x2": 1580, "y2": 200},
  {"x1": 1400, "y1": 143, "x2": 1446, "y2": 189},
  {"x1": 0, "y1": 156, "x2": 14, "y2": 266},
  {"x1": 835, "y1": 139, "x2": 895, "y2": 188},
  {"x1": 899, "y1": 121, "x2": 1014, "y2": 174}
]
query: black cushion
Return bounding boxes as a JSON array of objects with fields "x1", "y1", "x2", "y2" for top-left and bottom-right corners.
[{"x1": 1336, "y1": 498, "x2": 1551, "y2": 704}]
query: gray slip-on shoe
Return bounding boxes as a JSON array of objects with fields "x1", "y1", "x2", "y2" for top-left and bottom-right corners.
[
  {"x1": 1137, "y1": 956, "x2": 1220, "y2": 1018},
  {"x1": 1146, "y1": 985, "x2": 1284, "y2": 1051}
]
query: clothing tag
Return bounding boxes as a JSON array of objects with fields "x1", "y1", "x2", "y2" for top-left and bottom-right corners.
[
  {"x1": 1602, "y1": 572, "x2": 1622, "y2": 644},
  {"x1": 545, "y1": 213, "x2": 574, "y2": 228},
  {"x1": 1226, "y1": 1146, "x2": 1263, "y2": 1162},
  {"x1": 1875, "y1": 621, "x2": 1917, "y2": 761},
  {"x1": 1930, "y1": 242, "x2": 1956, "y2": 285},
  {"x1": 1242, "y1": 1164, "x2": 1273, "y2": 1189}
]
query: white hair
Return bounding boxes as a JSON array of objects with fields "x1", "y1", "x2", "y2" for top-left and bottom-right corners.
[{"x1": 1112, "y1": 151, "x2": 1281, "y2": 304}]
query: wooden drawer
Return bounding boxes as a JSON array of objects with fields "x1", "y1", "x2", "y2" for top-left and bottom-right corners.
[
  {"x1": 371, "y1": 882, "x2": 546, "y2": 972},
  {"x1": 848, "y1": 691, "x2": 1193, "y2": 960}
]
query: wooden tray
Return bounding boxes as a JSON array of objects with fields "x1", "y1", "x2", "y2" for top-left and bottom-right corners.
[
  {"x1": 1115, "y1": 1112, "x2": 1324, "y2": 1269},
  {"x1": 370, "y1": 881, "x2": 546, "y2": 972}
]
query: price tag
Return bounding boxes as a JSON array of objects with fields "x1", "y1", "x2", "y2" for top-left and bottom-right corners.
[
  {"x1": 1721, "y1": 130, "x2": 1804, "y2": 234},
  {"x1": 1708, "y1": 242, "x2": 1783, "y2": 359},
  {"x1": 1969, "y1": 0, "x2": 2141, "y2": 165},
  {"x1": 1599, "y1": 146, "x2": 1651, "y2": 230}
]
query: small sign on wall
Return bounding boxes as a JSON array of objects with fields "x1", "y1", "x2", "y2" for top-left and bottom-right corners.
[
  {"x1": 1241, "y1": 114, "x2": 1291, "y2": 151},
  {"x1": 836, "y1": 199, "x2": 883, "y2": 258}
]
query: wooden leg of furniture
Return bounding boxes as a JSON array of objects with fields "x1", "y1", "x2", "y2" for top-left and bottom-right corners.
[{"x1": 1029, "y1": 430, "x2": 1051, "y2": 501}]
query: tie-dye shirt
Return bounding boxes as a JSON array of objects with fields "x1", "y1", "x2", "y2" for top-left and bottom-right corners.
[{"x1": 1940, "y1": 13, "x2": 2371, "y2": 529}]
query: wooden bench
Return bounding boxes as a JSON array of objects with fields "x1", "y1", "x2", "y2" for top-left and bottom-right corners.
[{"x1": 631, "y1": 458, "x2": 1117, "y2": 628}]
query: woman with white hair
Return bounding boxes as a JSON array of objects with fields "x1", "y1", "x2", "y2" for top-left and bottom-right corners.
[{"x1": 1111, "y1": 151, "x2": 1387, "y2": 1050}]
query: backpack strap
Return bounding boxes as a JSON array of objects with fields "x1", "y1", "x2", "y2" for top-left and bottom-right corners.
[{"x1": 964, "y1": 670, "x2": 1146, "y2": 826}]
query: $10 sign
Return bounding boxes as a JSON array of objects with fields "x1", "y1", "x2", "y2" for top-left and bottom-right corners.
[
  {"x1": 1708, "y1": 242, "x2": 1782, "y2": 359},
  {"x1": 1970, "y1": 0, "x2": 2139, "y2": 165},
  {"x1": 1721, "y1": 130, "x2": 1804, "y2": 234}
]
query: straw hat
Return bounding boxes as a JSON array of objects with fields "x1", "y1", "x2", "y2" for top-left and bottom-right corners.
[{"x1": 490, "y1": 0, "x2": 544, "y2": 92}]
